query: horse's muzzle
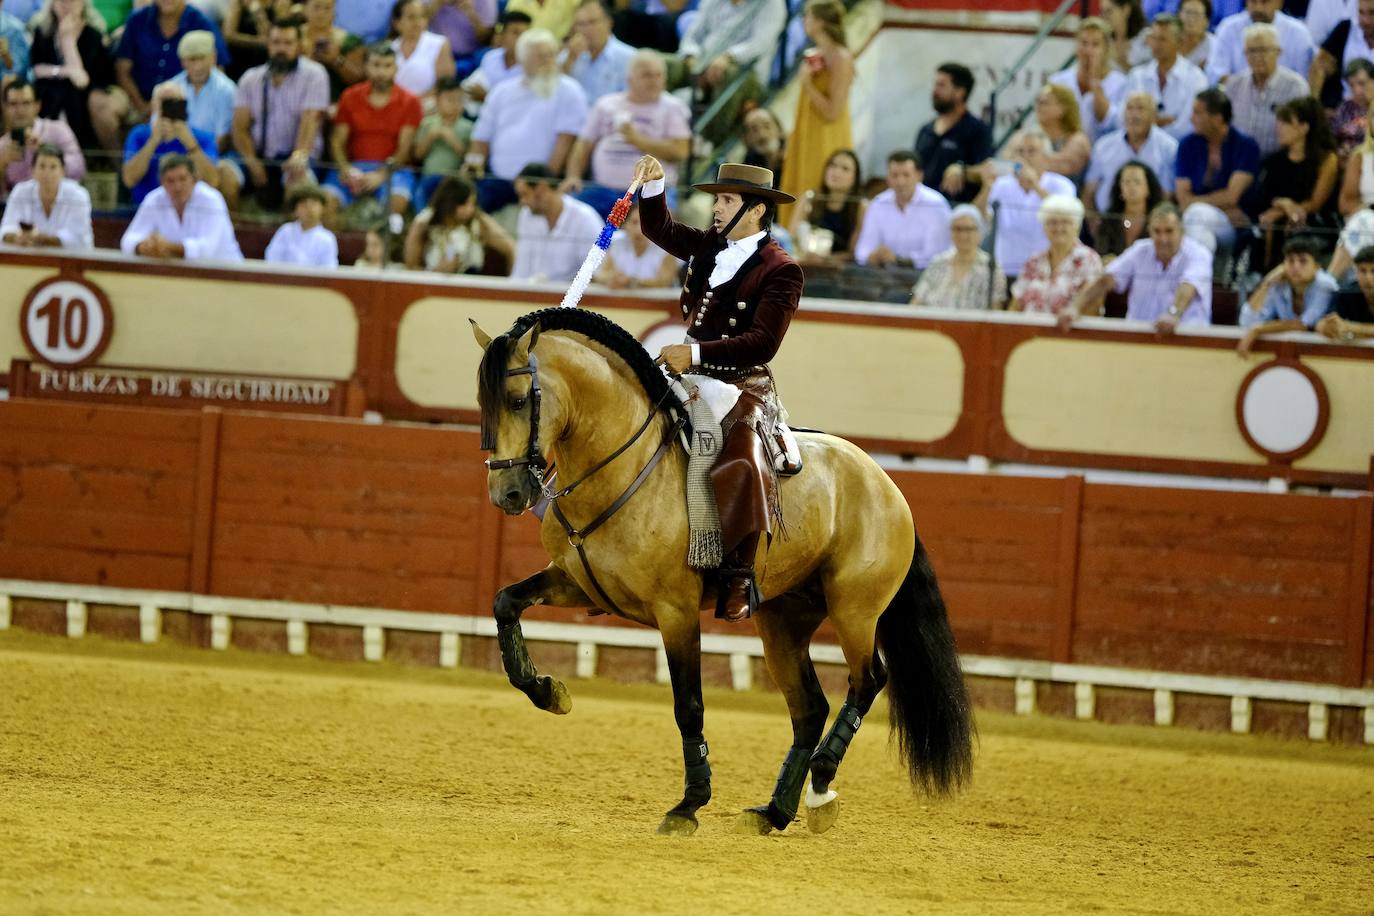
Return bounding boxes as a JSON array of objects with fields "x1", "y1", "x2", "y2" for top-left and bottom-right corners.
[{"x1": 489, "y1": 472, "x2": 536, "y2": 516}]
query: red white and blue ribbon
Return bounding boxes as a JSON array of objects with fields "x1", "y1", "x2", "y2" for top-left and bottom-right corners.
[{"x1": 559, "y1": 179, "x2": 641, "y2": 309}]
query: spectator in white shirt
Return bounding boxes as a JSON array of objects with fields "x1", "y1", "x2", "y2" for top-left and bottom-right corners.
[
  {"x1": 0, "y1": 144, "x2": 92, "y2": 249},
  {"x1": 977, "y1": 130, "x2": 1077, "y2": 278},
  {"x1": 1207, "y1": 0, "x2": 1315, "y2": 84},
  {"x1": 467, "y1": 28, "x2": 589, "y2": 212},
  {"x1": 264, "y1": 185, "x2": 339, "y2": 267},
  {"x1": 510, "y1": 162, "x2": 604, "y2": 282},
  {"x1": 462, "y1": 9, "x2": 530, "y2": 106},
  {"x1": 121, "y1": 153, "x2": 245, "y2": 262},
  {"x1": 1124, "y1": 14, "x2": 1209, "y2": 141},
  {"x1": 560, "y1": 0, "x2": 635, "y2": 104},
  {"x1": 1083, "y1": 91, "x2": 1178, "y2": 214},
  {"x1": 853, "y1": 150, "x2": 952, "y2": 268}
]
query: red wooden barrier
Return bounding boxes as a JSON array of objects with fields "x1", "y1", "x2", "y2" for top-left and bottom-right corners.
[{"x1": 1, "y1": 399, "x2": 1370, "y2": 687}]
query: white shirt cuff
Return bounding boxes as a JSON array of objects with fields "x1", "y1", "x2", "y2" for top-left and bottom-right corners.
[
  {"x1": 642, "y1": 177, "x2": 666, "y2": 198},
  {"x1": 690, "y1": 343, "x2": 700, "y2": 365}
]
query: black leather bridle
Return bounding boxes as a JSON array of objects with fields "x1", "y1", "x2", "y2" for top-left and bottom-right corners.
[
  {"x1": 482, "y1": 355, "x2": 547, "y2": 475},
  {"x1": 482, "y1": 349, "x2": 684, "y2": 615}
]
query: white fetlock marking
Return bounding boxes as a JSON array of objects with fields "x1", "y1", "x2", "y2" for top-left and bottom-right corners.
[{"x1": 805, "y1": 786, "x2": 837, "y2": 809}]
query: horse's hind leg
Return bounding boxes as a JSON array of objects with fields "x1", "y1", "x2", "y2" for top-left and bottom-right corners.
[
  {"x1": 493, "y1": 565, "x2": 592, "y2": 714},
  {"x1": 804, "y1": 605, "x2": 889, "y2": 834},
  {"x1": 735, "y1": 597, "x2": 828, "y2": 835}
]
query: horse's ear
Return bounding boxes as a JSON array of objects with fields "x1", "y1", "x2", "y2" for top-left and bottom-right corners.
[
  {"x1": 512, "y1": 322, "x2": 540, "y2": 361},
  {"x1": 469, "y1": 319, "x2": 492, "y2": 350}
]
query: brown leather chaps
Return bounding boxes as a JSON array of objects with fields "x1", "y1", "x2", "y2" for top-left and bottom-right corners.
[{"x1": 709, "y1": 374, "x2": 781, "y2": 554}]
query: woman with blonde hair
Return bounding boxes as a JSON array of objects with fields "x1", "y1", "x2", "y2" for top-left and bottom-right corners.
[
  {"x1": 1035, "y1": 81, "x2": 1091, "y2": 183},
  {"x1": 29, "y1": 0, "x2": 127, "y2": 153},
  {"x1": 910, "y1": 204, "x2": 1007, "y2": 310},
  {"x1": 778, "y1": 0, "x2": 852, "y2": 222},
  {"x1": 1011, "y1": 194, "x2": 1104, "y2": 315}
]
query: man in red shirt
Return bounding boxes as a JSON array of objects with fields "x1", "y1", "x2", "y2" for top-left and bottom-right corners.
[{"x1": 324, "y1": 43, "x2": 421, "y2": 219}]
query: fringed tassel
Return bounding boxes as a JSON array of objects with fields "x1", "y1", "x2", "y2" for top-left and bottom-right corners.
[{"x1": 688, "y1": 528, "x2": 723, "y2": 570}]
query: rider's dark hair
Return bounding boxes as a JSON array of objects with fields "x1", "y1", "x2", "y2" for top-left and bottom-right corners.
[{"x1": 745, "y1": 194, "x2": 775, "y2": 231}]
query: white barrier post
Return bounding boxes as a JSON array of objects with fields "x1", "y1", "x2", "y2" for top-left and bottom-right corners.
[
  {"x1": 210, "y1": 614, "x2": 231, "y2": 650},
  {"x1": 575, "y1": 642, "x2": 597, "y2": 679},
  {"x1": 138, "y1": 603, "x2": 160, "y2": 643},
  {"x1": 362, "y1": 625, "x2": 384, "y2": 662},
  {"x1": 1230, "y1": 696, "x2": 1252, "y2": 734},
  {"x1": 1153, "y1": 689, "x2": 1174, "y2": 726},
  {"x1": 729, "y1": 653, "x2": 753, "y2": 691},
  {"x1": 1307, "y1": 703, "x2": 1328, "y2": 742},
  {"x1": 1074, "y1": 682, "x2": 1095, "y2": 720},
  {"x1": 286, "y1": 620, "x2": 307, "y2": 656},
  {"x1": 66, "y1": 600, "x2": 86, "y2": 638},
  {"x1": 439, "y1": 632, "x2": 459, "y2": 669}
]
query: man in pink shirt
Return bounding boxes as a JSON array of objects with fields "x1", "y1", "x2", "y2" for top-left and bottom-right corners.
[
  {"x1": 559, "y1": 49, "x2": 689, "y2": 215},
  {"x1": 0, "y1": 79, "x2": 84, "y2": 199}
]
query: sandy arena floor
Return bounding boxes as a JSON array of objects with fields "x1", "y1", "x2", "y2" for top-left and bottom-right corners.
[{"x1": 1, "y1": 629, "x2": 1372, "y2": 915}]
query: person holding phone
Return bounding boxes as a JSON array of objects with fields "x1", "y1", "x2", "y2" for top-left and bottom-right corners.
[
  {"x1": 0, "y1": 144, "x2": 93, "y2": 249},
  {"x1": 121, "y1": 81, "x2": 221, "y2": 205},
  {"x1": 0, "y1": 79, "x2": 86, "y2": 198}
]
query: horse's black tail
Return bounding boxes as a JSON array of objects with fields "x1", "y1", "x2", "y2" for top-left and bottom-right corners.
[{"x1": 876, "y1": 535, "x2": 975, "y2": 796}]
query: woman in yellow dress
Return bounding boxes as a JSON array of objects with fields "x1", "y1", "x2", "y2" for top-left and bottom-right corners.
[{"x1": 778, "y1": 0, "x2": 853, "y2": 225}]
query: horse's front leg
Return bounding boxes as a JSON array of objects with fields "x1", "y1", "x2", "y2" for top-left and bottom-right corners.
[
  {"x1": 493, "y1": 565, "x2": 592, "y2": 714},
  {"x1": 656, "y1": 613, "x2": 712, "y2": 836}
]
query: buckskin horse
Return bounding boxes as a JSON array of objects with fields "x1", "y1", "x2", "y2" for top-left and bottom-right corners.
[{"x1": 472, "y1": 307, "x2": 973, "y2": 836}]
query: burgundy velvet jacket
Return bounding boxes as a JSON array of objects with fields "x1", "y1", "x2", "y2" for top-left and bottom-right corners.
[{"x1": 639, "y1": 190, "x2": 804, "y2": 372}]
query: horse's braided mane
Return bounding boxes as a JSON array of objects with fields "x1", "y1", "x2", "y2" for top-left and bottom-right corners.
[{"x1": 478, "y1": 307, "x2": 680, "y2": 443}]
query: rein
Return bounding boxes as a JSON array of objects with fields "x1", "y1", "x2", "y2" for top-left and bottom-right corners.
[{"x1": 484, "y1": 349, "x2": 684, "y2": 615}]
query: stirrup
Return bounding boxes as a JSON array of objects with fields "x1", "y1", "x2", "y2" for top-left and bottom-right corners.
[{"x1": 714, "y1": 570, "x2": 761, "y2": 621}]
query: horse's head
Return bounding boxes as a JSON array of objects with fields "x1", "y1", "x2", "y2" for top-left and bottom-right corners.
[{"x1": 473, "y1": 319, "x2": 562, "y2": 515}]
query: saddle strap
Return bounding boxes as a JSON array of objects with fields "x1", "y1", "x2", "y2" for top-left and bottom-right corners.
[{"x1": 548, "y1": 417, "x2": 684, "y2": 615}]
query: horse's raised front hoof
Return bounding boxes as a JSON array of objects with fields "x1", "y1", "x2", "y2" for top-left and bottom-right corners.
[
  {"x1": 805, "y1": 787, "x2": 840, "y2": 834},
  {"x1": 656, "y1": 813, "x2": 698, "y2": 836},
  {"x1": 733, "y1": 807, "x2": 775, "y2": 836},
  {"x1": 542, "y1": 677, "x2": 573, "y2": 715}
]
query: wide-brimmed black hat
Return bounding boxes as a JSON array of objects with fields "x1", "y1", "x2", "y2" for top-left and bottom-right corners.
[{"x1": 691, "y1": 162, "x2": 794, "y2": 204}]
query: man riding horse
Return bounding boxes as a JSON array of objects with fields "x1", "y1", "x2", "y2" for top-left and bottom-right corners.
[{"x1": 633, "y1": 155, "x2": 802, "y2": 623}]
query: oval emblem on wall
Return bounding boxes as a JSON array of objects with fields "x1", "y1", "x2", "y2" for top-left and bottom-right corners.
[
  {"x1": 18, "y1": 275, "x2": 114, "y2": 368},
  {"x1": 1235, "y1": 359, "x2": 1329, "y2": 463}
]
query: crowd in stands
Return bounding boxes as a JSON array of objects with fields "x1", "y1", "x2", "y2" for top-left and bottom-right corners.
[{"x1": 0, "y1": 0, "x2": 1372, "y2": 346}]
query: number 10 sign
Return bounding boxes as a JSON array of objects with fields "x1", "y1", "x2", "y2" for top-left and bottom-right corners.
[{"x1": 19, "y1": 276, "x2": 114, "y2": 368}]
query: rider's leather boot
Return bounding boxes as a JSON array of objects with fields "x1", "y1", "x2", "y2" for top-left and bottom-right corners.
[{"x1": 716, "y1": 531, "x2": 762, "y2": 622}]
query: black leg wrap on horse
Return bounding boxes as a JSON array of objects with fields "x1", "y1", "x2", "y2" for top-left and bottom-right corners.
[
  {"x1": 497, "y1": 623, "x2": 552, "y2": 708},
  {"x1": 810, "y1": 703, "x2": 863, "y2": 794},
  {"x1": 761, "y1": 745, "x2": 812, "y2": 830},
  {"x1": 680, "y1": 736, "x2": 712, "y2": 807}
]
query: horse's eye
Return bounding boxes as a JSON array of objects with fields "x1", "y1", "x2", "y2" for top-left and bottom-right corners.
[{"x1": 509, "y1": 397, "x2": 527, "y2": 411}]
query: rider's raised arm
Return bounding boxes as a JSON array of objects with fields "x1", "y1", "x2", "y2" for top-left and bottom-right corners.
[{"x1": 637, "y1": 180, "x2": 707, "y2": 262}]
